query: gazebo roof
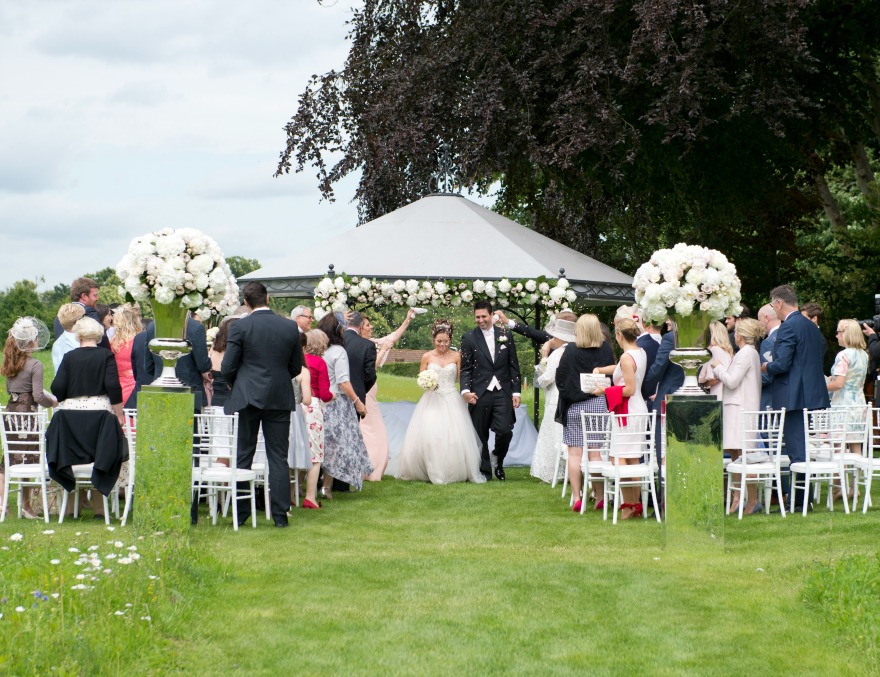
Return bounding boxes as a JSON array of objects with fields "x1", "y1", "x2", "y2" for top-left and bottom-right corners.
[{"x1": 242, "y1": 193, "x2": 634, "y2": 304}]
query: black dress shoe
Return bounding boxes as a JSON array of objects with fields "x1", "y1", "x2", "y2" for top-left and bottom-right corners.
[
  {"x1": 494, "y1": 465, "x2": 506, "y2": 481},
  {"x1": 273, "y1": 516, "x2": 289, "y2": 528},
  {"x1": 236, "y1": 513, "x2": 251, "y2": 528}
]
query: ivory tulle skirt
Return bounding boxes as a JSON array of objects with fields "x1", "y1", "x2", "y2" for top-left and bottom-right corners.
[{"x1": 397, "y1": 388, "x2": 486, "y2": 485}]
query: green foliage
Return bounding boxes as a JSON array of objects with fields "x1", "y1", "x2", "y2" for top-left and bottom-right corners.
[
  {"x1": 803, "y1": 553, "x2": 880, "y2": 664},
  {"x1": 0, "y1": 280, "x2": 54, "y2": 337},
  {"x1": 225, "y1": 255, "x2": 261, "y2": 279}
]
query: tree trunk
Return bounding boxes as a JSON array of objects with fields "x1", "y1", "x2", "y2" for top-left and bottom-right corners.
[
  {"x1": 850, "y1": 140, "x2": 880, "y2": 210},
  {"x1": 813, "y1": 169, "x2": 852, "y2": 255}
]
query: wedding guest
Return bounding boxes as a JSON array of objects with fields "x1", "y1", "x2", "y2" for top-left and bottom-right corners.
[
  {"x1": 358, "y1": 308, "x2": 417, "y2": 480},
  {"x1": 110, "y1": 304, "x2": 141, "y2": 405},
  {"x1": 124, "y1": 319, "x2": 152, "y2": 409},
  {"x1": 801, "y1": 302, "x2": 828, "y2": 357},
  {"x1": 725, "y1": 303, "x2": 749, "y2": 353},
  {"x1": 863, "y1": 323, "x2": 880, "y2": 406},
  {"x1": 291, "y1": 305, "x2": 316, "y2": 334},
  {"x1": 47, "y1": 317, "x2": 127, "y2": 517},
  {"x1": 757, "y1": 303, "x2": 781, "y2": 411},
  {"x1": 763, "y1": 284, "x2": 829, "y2": 512},
  {"x1": 303, "y1": 329, "x2": 334, "y2": 510},
  {"x1": 288, "y1": 331, "x2": 313, "y2": 505},
  {"x1": 301, "y1": 328, "x2": 333, "y2": 509},
  {"x1": 206, "y1": 317, "x2": 240, "y2": 409},
  {"x1": 52, "y1": 276, "x2": 109, "y2": 349},
  {"x1": 316, "y1": 313, "x2": 371, "y2": 498},
  {"x1": 709, "y1": 318, "x2": 765, "y2": 514},
  {"x1": 2, "y1": 319, "x2": 58, "y2": 518},
  {"x1": 593, "y1": 318, "x2": 648, "y2": 518},
  {"x1": 530, "y1": 318, "x2": 576, "y2": 483},
  {"x1": 827, "y1": 319, "x2": 869, "y2": 458},
  {"x1": 52, "y1": 303, "x2": 86, "y2": 372},
  {"x1": 554, "y1": 314, "x2": 615, "y2": 512},
  {"x1": 698, "y1": 321, "x2": 734, "y2": 400}
]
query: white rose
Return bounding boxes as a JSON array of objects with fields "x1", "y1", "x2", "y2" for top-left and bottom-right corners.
[
  {"x1": 153, "y1": 286, "x2": 176, "y2": 305},
  {"x1": 498, "y1": 279, "x2": 511, "y2": 293},
  {"x1": 473, "y1": 280, "x2": 485, "y2": 293},
  {"x1": 187, "y1": 254, "x2": 215, "y2": 276},
  {"x1": 461, "y1": 290, "x2": 474, "y2": 303},
  {"x1": 393, "y1": 280, "x2": 406, "y2": 292},
  {"x1": 434, "y1": 281, "x2": 449, "y2": 295},
  {"x1": 525, "y1": 280, "x2": 536, "y2": 292},
  {"x1": 674, "y1": 299, "x2": 693, "y2": 315},
  {"x1": 405, "y1": 279, "x2": 419, "y2": 294},
  {"x1": 334, "y1": 277, "x2": 345, "y2": 291},
  {"x1": 538, "y1": 282, "x2": 550, "y2": 294},
  {"x1": 359, "y1": 279, "x2": 372, "y2": 291},
  {"x1": 565, "y1": 289, "x2": 576, "y2": 302},
  {"x1": 406, "y1": 296, "x2": 418, "y2": 307},
  {"x1": 549, "y1": 287, "x2": 565, "y2": 302},
  {"x1": 451, "y1": 295, "x2": 462, "y2": 307},
  {"x1": 557, "y1": 278, "x2": 570, "y2": 289},
  {"x1": 380, "y1": 283, "x2": 394, "y2": 296}
]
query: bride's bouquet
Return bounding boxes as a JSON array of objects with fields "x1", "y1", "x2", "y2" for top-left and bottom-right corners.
[{"x1": 416, "y1": 370, "x2": 439, "y2": 392}]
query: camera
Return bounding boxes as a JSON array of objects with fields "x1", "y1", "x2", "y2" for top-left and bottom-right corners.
[{"x1": 859, "y1": 294, "x2": 880, "y2": 330}]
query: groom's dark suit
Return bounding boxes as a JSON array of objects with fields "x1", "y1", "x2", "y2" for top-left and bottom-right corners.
[
  {"x1": 221, "y1": 308, "x2": 303, "y2": 524},
  {"x1": 460, "y1": 325, "x2": 521, "y2": 478}
]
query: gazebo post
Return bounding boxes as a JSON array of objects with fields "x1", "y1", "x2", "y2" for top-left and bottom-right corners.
[{"x1": 533, "y1": 303, "x2": 541, "y2": 429}]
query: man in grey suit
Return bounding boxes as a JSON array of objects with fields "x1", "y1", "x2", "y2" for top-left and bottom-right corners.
[{"x1": 221, "y1": 282, "x2": 303, "y2": 527}]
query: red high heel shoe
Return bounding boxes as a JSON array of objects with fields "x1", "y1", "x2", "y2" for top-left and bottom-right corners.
[
  {"x1": 572, "y1": 500, "x2": 583, "y2": 513},
  {"x1": 302, "y1": 499, "x2": 322, "y2": 510}
]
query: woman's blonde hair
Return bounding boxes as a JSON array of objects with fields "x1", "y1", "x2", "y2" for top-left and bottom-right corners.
[
  {"x1": 305, "y1": 328, "x2": 329, "y2": 356},
  {"x1": 708, "y1": 321, "x2": 734, "y2": 356},
  {"x1": 734, "y1": 318, "x2": 766, "y2": 347},
  {"x1": 838, "y1": 319, "x2": 866, "y2": 350},
  {"x1": 575, "y1": 314, "x2": 604, "y2": 349},
  {"x1": 615, "y1": 318, "x2": 641, "y2": 344},
  {"x1": 57, "y1": 303, "x2": 86, "y2": 332},
  {"x1": 73, "y1": 317, "x2": 105, "y2": 344},
  {"x1": 110, "y1": 304, "x2": 142, "y2": 351}
]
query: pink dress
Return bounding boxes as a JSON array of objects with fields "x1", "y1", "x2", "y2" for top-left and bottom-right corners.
[
  {"x1": 114, "y1": 339, "x2": 136, "y2": 405},
  {"x1": 360, "y1": 325, "x2": 408, "y2": 480}
]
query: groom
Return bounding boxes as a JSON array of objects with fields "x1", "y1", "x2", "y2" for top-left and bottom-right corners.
[{"x1": 460, "y1": 300, "x2": 521, "y2": 481}]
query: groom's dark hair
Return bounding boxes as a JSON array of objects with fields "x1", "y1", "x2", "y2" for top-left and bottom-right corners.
[{"x1": 474, "y1": 300, "x2": 493, "y2": 314}]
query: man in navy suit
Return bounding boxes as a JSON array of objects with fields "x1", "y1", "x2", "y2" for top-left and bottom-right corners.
[
  {"x1": 757, "y1": 303, "x2": 781, "y2": 411},
  {"x1": 642, "y1": 328, "x2": 684, "y2": 413},
  {"x1": 763, "y1": 285, "x2": 829, "y2": 511},
  {"x1": 222, "y1": 282, "x2": 303, "y2": 527}
]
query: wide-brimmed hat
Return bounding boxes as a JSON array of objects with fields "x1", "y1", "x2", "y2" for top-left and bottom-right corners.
[{"x1": 546, "y1": 318, "x2": 576, "y2": 343}]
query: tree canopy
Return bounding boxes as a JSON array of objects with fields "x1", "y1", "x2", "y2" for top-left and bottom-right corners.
[{"x1": 277, "y1": 0, "x2": 880, "y2": 324}]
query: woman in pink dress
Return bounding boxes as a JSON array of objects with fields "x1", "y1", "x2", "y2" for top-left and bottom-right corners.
[
  {"x1": 110, "y1": 304, "x2": 141, "y2": 405},
  {"x1": 358, "y1": 308, "x2": 417, "y2": 480}
]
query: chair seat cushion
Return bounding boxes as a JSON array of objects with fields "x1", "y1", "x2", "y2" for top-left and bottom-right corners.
[
  {"x1": 789, "y1": 461, "x2": 841, "y2": 473},
  {"x1": 602, "y1": 465, "x2": 653, "y2": 479},
  {"x1": 7, "y1": 463, "x2": 47, "y2": 478},
  {"x1": 199, "y1": 468, "x2": 257, "y2": 482}
]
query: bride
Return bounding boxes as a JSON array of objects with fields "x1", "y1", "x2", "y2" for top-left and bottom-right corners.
[{"x1": 397, "y1": 319, "x2": 486, "y2": 484}]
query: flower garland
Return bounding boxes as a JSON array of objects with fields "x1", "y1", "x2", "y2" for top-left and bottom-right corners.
[
  {"x1": 116, "y1": 228, "x2": 240, "y2": 323},
  {"x1": 633, "y1": 243, "x2": 742, "y2": 324},
  {"x1": 312, "y1": 274, "x2": 577, "y2": 319}
]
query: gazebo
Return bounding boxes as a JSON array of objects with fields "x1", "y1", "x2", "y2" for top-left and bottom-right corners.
[{"x1": 244, "y1": 193, "x2": 635, "y2": 306}]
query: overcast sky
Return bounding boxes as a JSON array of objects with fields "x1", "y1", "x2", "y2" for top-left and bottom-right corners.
[{"x1": 0, "y1": 0, "x2": 366, "y2": 290}]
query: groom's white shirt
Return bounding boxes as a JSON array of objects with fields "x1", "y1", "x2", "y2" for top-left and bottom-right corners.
[{"x1": 482, "y1": 327, "x2": 501, "y2": 391}]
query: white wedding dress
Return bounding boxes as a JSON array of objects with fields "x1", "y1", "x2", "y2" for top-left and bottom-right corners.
[{"x1": 397, "y1": 363, "x2": 487, "y2": 485}]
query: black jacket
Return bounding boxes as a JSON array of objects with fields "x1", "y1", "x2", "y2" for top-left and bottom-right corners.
[{"x1": 343, "y1": 329, "x2": 377, "y2": 403}]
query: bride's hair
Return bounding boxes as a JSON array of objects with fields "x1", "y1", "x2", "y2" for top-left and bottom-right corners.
[{"x1": 431, "y1": 318, "x2": 454, "y2": 339}]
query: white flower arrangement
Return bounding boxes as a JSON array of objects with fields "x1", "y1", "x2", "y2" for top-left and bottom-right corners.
[
  {"x1": 633, "y1": 243, "x2": 742, "y2": 324},
  {"x1": 206, "y1": 326, "x2": 220, "y2": 348},
  {"x1": 116, "y1": 228, "x2": 240, "y2": 321},
  {"x1": 312, "y1": 274, "x2": 576, "y2": 319},
  {"x1": 416, "y1": 369, "x2": 440, "y2": 391}
]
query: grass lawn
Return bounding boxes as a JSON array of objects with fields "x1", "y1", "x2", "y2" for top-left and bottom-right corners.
[
  {"x1": 3, "y1": 466, "x2": 880, "y2": 674},
  {"x1": 3, "y1": 362, "x2": 880, "y2": 674}
]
